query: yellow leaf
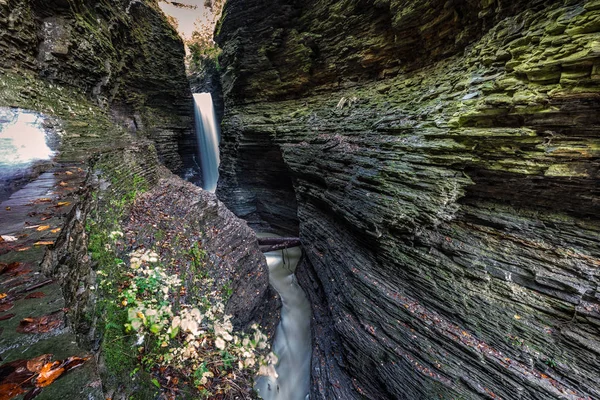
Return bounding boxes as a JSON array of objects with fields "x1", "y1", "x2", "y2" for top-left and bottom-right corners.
[
  {"x1": 34, "y1": 241, "x2": 54, "y2": 246},
  {"x1": 514, "y1": 314, "x2": 521, "y2": 320},
  {"x1": 36, "y1": 225, "x2": 51, "y2": 232},
  {"x1": 0, "y1": 293, "x2": 7, "y2": 300},
  {"x1": 56, "y1": 202, "x2": 71, "y2": 207},
  {"x1": 51, "y1": 228, "x2": 61, "y2": 234}
]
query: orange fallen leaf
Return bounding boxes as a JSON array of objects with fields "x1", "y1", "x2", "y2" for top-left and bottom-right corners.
[
  {"x1": 0, "y1": 383, "x2": 25, "y2": 400},
  {"x1": 26, "y1": 355, "x2": 53, "y2": 374},
  {"x1": 50, "y1": 228, "x2": 61, "y2": 234},
  {"x1": 34, "y1": 356, "x2": 88, "y2": 388},
  {"x1": 16, "y1": 247, "x2": 31, "y2": 252},
  {"x1": 65, "y1": 171, "x2": 73, "y2": 176},
  {"x1": 35, "y1": 362, "x2": 63, "y2": 388},
  {"x1": 55, "y1": 202, "x2": 70, "y2": 208},
  {"x1": 58, "y1": 182, "x2": 68, "y2": 187},
  {"x1": 0, "y1": 294, "x2": 7, "y2": 300},
  {"x1": 0, "y1": 354, "x2": 88, "y2": 399},
  {"x1": 28, "y1": 198, "x2": 52, "y2": 206},
  {"x1": 34, "y1": 241, "x2": 54, "y2": 246},
  {"x1": 36, "y1": 226, "x2": 51, "y2": 232}
]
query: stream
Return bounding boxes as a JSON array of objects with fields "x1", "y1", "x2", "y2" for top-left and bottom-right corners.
[
  {"x1": 192, "y1": 94, "x2": 312, "y2": 399},
  {"x1": 255, "y1": 234, "x2": 311, "y2": 400}
]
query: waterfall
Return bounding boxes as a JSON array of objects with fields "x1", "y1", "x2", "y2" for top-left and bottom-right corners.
[{"x1": 193, "y1": 93, "x2": 220, "y2": 193}]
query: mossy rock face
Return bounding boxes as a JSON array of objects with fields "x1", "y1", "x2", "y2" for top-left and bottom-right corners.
[
  {"x1": 216, "y1": 1, "x2": 600, "y2": 399},
  {"x1": 0, "y1": 0, "x2": 193, "y2": 172}
]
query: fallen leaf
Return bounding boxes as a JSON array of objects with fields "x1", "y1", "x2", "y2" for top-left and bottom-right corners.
[
  {"x1": 0, "y1": 304, "x2": 13, "y2": 313},
  {"x1": 0, "y1": 294, "x2": 6, "y2": 300},
  {"x1": 54, "y1": 202, "x2": 70, "y2": 208},
  {"x1": 34, "y1": 362, "x2": 62, "y2": 388},
  {"x1": 35, "y1": 226, "x2": 50, "y2": 232},
  {"x1": 0, "y1": 237, "x2": 17, "y2": 243},
  {"x1": 0, "y1": 354, "x2": 88, "y2": 399},
  {"x1": 29, "y1": 198, "x2": 52, "y2": 205},
  {"x1": 0, "y1": 263, "x2": 32, "y2": 277},
  {"x1": 58, "y1": 182, "x2": 68, "y2": 187},
  {"x1": 4, "y1": 207, "x2": 9, "y2": 211},
  {"x1": 50, "y1": 228, "x2": 60, "y2": 234},
  {"x1": 65, "y1": 171, "x2": 73, "y2": 176},
  {"x1": 17, "y1": 312, "x2": 63, "y2": 334},
  {"x1": 16, "y1": 247, "x2": 31, "y2": 252},
  {"x1": 34, "y1": 356, "x2": 88, "y2": 388},
  {"x1": 33, "y1": 242, "x2": 54, "y2": 246},
  {"x1": 0, "y1": 383, "x2": 25, "y2": 400},
  {"x1": 26, "y1": 355, "x2": 52, "y2": 374},
  {"x1": 25, "y1": 293, "x2": 45, "y2": 299},
  {"x1": 0, "y1": 314, "x2": 15, "y2": 322}
]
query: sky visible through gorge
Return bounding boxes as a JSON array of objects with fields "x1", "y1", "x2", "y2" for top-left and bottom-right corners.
[{"x1": 158, "y1": 0, "x2": 213, "y2": 40}]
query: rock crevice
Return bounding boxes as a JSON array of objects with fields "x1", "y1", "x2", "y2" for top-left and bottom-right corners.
[{"x1": 216, "y1": 1, "x2": 600, "y2": 399}]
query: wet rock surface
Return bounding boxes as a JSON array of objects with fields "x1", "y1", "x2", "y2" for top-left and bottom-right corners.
[
  {"x1": 0, "y1": 0, "x2": 193, "y2": 172},
  {"x1": 217, "y1": 1, "x2": 600, "y2": 399},
  {"x1": 126, "y1": 176, "x2": 278, "y2": 333},
  {"x1": 0, "y1": 158, "x2": 102, "y2": 399}
]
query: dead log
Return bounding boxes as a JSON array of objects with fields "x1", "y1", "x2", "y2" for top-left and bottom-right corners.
[
  {"x1": 258, "y1": 237, "x2": 302, "y2": 252},
  {"x1": 257, "y1": 237, "x2": 301, "y2": 246}
]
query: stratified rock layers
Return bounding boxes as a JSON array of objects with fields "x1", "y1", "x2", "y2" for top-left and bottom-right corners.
[
  {"x1": 0, "y1": 0, "x2": 193, "y2": 171},
  {"x1": 216, "y1": 1, "x2": 600, "y2": 399}
]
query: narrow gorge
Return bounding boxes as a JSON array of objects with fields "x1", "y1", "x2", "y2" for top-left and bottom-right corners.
[{"x1": 0, "y1": 0, "x2": 599, "y2": 399}]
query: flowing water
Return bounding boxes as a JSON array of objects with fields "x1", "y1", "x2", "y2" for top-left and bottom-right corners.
[
  {"x1": 255, "y1": 234, "x2": 311, "y2": 400},
  {"x1": 192, "y1": 93, "x2": 220, "y2": 193},
  {"x1": 191, "y1": 94, "x2": 311, "y2": 398}
]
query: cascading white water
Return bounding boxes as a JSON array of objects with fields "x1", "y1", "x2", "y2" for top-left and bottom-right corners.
[
  {"x1": 255, "y1": 234, "x2": 311, "y2": 400},
  {"x1": 193, "y1": 93, "x2": 220, "y2": 193}
]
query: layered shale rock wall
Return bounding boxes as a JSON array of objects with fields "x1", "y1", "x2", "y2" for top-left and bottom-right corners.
[
  {"x1": 0, "y1": 0, "x2": 193, "y2": 171},
  {"x1": 216, "y1": 1, "x2": 600, "y2": 399}
]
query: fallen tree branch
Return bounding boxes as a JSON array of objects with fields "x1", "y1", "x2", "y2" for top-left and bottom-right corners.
[
  {"x1": 259, "y1": 238, "x2": 302, "y2": 253},
  {"x1": 257, "y1": 237, "x2": 300, "y2": 246}
]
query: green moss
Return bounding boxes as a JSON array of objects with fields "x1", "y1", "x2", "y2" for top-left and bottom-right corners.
[{"x1": 84, "y1": 158, "x2": 152, "y2": 387}]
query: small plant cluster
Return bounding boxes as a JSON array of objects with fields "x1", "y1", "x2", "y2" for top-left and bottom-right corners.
[{"x1": 100, "y1": 236, "x2": 277, "y2": 398}]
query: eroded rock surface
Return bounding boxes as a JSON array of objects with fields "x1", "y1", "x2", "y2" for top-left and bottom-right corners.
[
  {"x1": 0, "y1": 0, "x2": 193, "y2": 171},
  {"x1": 216, "y1": 1, "x2": 600, "y2": 399}
]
